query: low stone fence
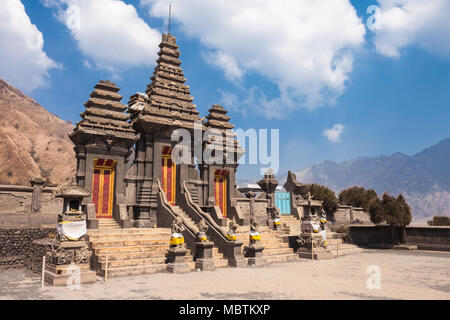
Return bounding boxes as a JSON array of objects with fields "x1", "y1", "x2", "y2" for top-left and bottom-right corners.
[{"x1": 350, "y1": 225, "x2": 450, "y2": 251}]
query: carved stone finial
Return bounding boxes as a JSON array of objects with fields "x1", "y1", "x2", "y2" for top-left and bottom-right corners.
[
  {"x1": 196, "y1": 219, "x2": 209, "y2": 242},
  {"x1": 171, "y1": 216, "x2": 185, "y2": 234},
  {"x1": 226, "y1": 220, "x2": 238, "y2": 241}
]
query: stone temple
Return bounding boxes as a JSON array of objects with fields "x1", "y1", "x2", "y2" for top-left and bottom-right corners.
[{"x1": 0, "y1": 33, "x2": 368, "y2": 280}]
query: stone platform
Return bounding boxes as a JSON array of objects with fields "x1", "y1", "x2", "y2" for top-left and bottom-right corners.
[{"x1": 44, "y1": 263, "x2": 96, "y2": 286}]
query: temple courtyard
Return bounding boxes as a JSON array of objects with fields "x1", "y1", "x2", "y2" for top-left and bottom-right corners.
[{"x1": 0, "y1": 249, "x2": 449, "y2": 300}]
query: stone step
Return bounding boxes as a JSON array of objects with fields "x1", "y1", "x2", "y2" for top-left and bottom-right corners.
[
  {"x1": 93, "y1": 244, "x2": 168, "y2": 255},
  {"x1": 264, "y1": 253, "x2": 298, "y2": 263},
  {"x1": 96, "y1": 249, "x2": 169, "y2": 261},
  {"x1": 263, "y1": 247, "x2": 294, "y2": 256},
  {"x1": 90, "y1": 239, "x2": 170, "y2": 248},
  {"x1": 213, "y1": 258, "x2": 229, "y2": 268},
  {"x1": 332, "y1": 247, "x2": 365, "y2": 257},
  {"x1": 100, "y1": 257, "x2": 168, "y2": 269},
  {"x1": 237, "y1": 237, "x2": 285, "y2": 244},
  {"x1": 88, "y1": 228, "x2": 171, "y2": 236},
  {"x1": 88, "y1": 233, "x2": 170, "y2": 241},
  {"x1": 99, "y1": 264, "x2": 167, "y2": 277},
  {"x1": 259, "y1": 242, "x2": 291, "y2": 249},
  {"x1": 326, "y1": 243, "x2": 358, "y2": 250}
]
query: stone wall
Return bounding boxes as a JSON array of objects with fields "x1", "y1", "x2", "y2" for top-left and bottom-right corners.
[
  {"x1": 236, "y1": 198, "x2": 270, "y2": 226},
  {"x1": 334, "y1": 205, "x2": 372, "y2": 225},
  {"x1": 0, "y1": 184, "x2": 62, "y2": 216},
  {"x1": 0, "y1": 183, "x2": 60, "y2": 270},
  {"x1": 350, "y1": 225, "x2": 450, "y2": 251},
  {"x1": 0, "y1": 228, "x2": 56, "y2": 270},
  {"x1": 0, "y1": 184, "x2": 60, "y2": 229}
]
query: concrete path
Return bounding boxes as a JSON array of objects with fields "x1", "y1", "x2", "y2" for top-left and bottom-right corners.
[{"x1": 0, "y1": 250, "x2": 449, "y2": 300}]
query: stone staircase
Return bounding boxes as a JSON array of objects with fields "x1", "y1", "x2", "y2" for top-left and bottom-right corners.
[
  {"x1": 187, "y1": 185, "x2": 200, "y2": 205},
  {"x1": 325, "y1": 232, "x2": 365, "y2": 258},
  {"x1": 232, "y1": 225, "x2": 298, "y2": 264},
  {"x1": 171, "y1": 205, "x2": 229, "y2": 268},
  {"x1": 280, "y1": 215, "x2": 301, "y2": 235},
  {"x1": 137, "y1": 184, "x2": 154, "y2": 205},
  {"x1": 87, "y1": 228, "x2": 174, "y2": 277},
  {"x1": 98, "y1": 218, "x2": 121, "y2": 229}
]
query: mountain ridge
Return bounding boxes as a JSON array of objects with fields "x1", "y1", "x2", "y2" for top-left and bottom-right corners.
[
  {"x1": 0, "y1": 77, "x2": 76, "y2": 186},
  {"x1": 293, "y1": 138, "x2": 450, "y2": 221}
]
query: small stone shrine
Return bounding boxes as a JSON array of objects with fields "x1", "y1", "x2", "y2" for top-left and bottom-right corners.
[
  {"x1": 43, "y1": 178, "x2": 96, "y2": 285},
  {"x1": 297, "y1": 192, "x2": 333, "y2": 260}
]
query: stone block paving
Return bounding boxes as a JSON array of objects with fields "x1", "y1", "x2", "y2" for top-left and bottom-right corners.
[{"x1": 0, "y1": 250, "x2": 449, "y2": 300}]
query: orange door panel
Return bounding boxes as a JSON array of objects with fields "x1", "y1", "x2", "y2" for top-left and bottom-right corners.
[
  {"x1": 161, "y1": 146, "x2": 176, "y2": 205},
  {"x1": 92, "y1": 158, "x2": 116, "y2": 218},
  {"x1": 214, "y1": 170, "x2": 228, "y2": 218}
]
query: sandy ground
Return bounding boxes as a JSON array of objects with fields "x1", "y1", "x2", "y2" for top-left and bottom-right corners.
[{"x1": 0, "y1": 250, "x2": 449, "y2": 300}]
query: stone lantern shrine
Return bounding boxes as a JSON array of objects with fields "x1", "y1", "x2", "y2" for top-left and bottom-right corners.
[
  {"x1": 257, "y1": 169, "x2": 279, "y2": 228},
  {"x1": 297, "y1": 192, "x2": 333, "y2": 260},
  {"x1": 43, "y1": 178, "x2": 96, "y2": 285}
]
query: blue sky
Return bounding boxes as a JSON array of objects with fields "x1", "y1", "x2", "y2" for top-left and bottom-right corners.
[{"x1": 1, "y1": 0, "x2": 449, "y2": 180}]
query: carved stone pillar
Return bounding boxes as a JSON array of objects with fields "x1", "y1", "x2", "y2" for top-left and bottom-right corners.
[{"x1": 30, "y1": 177, "x2": 46, "y2": 213}]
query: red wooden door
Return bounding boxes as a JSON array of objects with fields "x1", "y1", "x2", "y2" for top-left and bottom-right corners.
[
  {"x1": 214, "y1": 170, "x2": 228, "y2": 218},
  {"x1": 161, "y1": 146, "x2": 176, "y2": 205}
]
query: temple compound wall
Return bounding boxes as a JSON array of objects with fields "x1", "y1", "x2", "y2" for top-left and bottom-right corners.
[
  {"x1": 0, "y1": 180, "x2": 58, "y2": 270},
  {"x1": 0, "y1": 181, "x2": 59, "y2": 228},
  {"x1": 334, "y1": 205, "x2": 371, "y2": 225},
  {"x1": 350, "y1": 225, "x2": 450, "y2": 251}
]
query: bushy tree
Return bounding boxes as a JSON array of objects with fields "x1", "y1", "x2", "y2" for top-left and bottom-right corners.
[
  {"x1": 381, "y1": 193, "x2": 412, "y2": 227},
  {"x1": 339, "y1": 186, "x2": 382, "y2": 224},
  {"x1": 299, "y1": 183, "x2": 338, "y2": 216},
  {"x1": 368, "y1": 197, "x2": 383, "y2": 224},
  {"x1": 339, "y1": 186, "x2": 378, "y2": 210},
  {"x1": 427, "y1": 216, "x2": 450, "y2": 226},
  {"x1": 380, "y1": 193, "x2": 412, "y2": 244}
]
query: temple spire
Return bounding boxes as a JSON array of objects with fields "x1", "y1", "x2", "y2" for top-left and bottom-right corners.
[
  {"x1": 168, "y1": 3, "x2": 172, "y2": 35},
  {"x1": 129, "y1": 33, "x2": 201, "y2": 130}
]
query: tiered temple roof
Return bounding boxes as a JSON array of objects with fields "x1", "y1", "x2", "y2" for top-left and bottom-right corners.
[
  {"x1": 129, "y1": 34, "x2": 201, "y2": 130},
  {"x1": 204, "y1": 104, "x2": 244, "y2": 164},
  {"x1": 70, "y1": 80, "x2": 138, "y2": 145}
]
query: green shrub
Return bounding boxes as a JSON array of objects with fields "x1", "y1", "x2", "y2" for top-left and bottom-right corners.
[{"x1": 428, "y1": 216, "x2": 450, "y2": 226}]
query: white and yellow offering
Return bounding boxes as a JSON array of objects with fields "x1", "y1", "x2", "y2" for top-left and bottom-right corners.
[
  {"x1": 170, "y1": 232, "x2": 184, "y2": 246},
  {"x1": 249, "y1": 230, "x2": 261, "y2": 242}
]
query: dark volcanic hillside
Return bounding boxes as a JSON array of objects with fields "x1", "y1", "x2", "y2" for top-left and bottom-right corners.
[
  {"x1": 0, "y1": 78, "x2": 75, "y2": 186},
  {"x1": 294, "y1": 139, "x2": 450, "y2": 222}
]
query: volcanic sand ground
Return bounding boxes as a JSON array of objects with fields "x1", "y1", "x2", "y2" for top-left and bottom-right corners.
[{"x1": 0, "y1": 250, "x2": 449, "y2": 300}]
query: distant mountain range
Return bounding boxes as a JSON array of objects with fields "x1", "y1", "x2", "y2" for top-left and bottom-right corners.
[
  {"x1": 293, "y1": 138, "x2": 450, "y2": 222},
  {"x1": 0, "y1": 78, "x2": 75, "y2": 185}
]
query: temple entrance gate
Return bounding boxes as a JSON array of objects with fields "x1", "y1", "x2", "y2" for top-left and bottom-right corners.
[
  {"x1": 275, "y1": 191, "x2": 291, "y2": 215},
  {"x1": 161, "y1": 146, "x2": 176, "y2": 205},
  {"x1": 214, "y1": 170, "x2": 228, "y2": 218},
  {"x1": 92, "y1": 158, "x2": 116, "y2": 218}
]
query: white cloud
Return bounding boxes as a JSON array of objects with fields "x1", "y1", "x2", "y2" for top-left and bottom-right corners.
[
  {"x1": 0, "y1": 0, "x2": 60, "y2": 91},
  {"x1": 44, "y1": 0, "x2": 161, "y2": 71},
  {"x1": 373, "y1": 0, "x2": 450, "y2": 58},
  {"x1": 323, "y1": 124, "x2": 345, "y2": 143},
  {"x1": 204, "y1": 51, "x2": 244, "y2": 83},
  {"x1": 141, "y1": 0, "x2": 366, "y2": 118}
]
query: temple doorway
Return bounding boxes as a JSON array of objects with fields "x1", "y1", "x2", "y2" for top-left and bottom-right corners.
[
  {"x1": 275, "y1": 191, "x2": 291, "y2": 215},
  {"x1": 92, "y1": 158, "x2": 116, "y2": 218},
  {"x1": 214, "y1": 170, "x2": 228, "y2": 218},
  {"x1": 161, "y1": 146, "x2": 176, "y2": 205}
]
